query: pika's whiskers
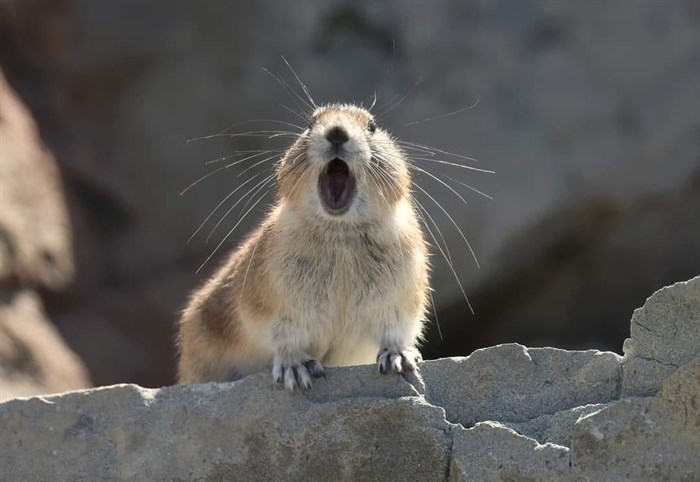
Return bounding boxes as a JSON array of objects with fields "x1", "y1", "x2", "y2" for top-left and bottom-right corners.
[
  {"x1": 205, "y1": 173, "x2": 277, "y2": 244},
  {"x1": 180, "y1": 149, "x2": 281, "y2": 195},
  {"x1": 403, "y1": 99, "x2": 480, "y2": 127},
  {"x1": 187, "y1": 170, "x2": 269, "y2": 244}
]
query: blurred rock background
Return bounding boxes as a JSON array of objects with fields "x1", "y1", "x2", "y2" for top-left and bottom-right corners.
[{"x1": 0, "y1": 0, "x2": 698, "y2": 399}]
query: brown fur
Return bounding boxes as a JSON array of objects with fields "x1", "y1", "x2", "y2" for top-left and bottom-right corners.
[{"x1": 177, "y1": 104, "x2": 429, "y2": 388}]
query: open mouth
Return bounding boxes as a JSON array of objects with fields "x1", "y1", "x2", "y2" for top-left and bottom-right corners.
[{"x1": 318, "y1": 158, "x2": 356, "y2": 214}]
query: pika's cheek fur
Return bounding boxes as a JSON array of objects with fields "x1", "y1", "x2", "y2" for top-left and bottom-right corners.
[{"x1": 177, "y1": 104, "x2": 429, "y2": 391}]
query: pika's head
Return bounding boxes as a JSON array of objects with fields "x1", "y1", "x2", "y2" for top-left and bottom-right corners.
[{"x1": 276, "y1": 104, "x2": 410, "y2": 221}]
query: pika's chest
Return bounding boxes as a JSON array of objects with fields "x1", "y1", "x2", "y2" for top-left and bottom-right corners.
[{"x1": 276, "y1": 234, "x2": 403, "y2": 316}]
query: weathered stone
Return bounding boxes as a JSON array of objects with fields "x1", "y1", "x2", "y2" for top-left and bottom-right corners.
[
  {"x1": 1, "y1": 278, "x2": 699, "y2": 481},
  {"x1": 622, "y1": 276, "x2": 700, "y2": 397},
  {"x1": 658, "y1": 357, "x2": 700, "y2": 413},
  {"x1": 420, "y1": 344, "x2": 621, "y2": 426},
  {"x1": 449, "y1": 422, "x2": 570, "y2": 482},
  {"x1": 303, "y1": 363, "x2": 421, "y2": 402},
  {"x1": 505, "y1": 402, "x2": 611, "y2": 448},
  {"x1": 0, "y1": 372, "x2": 450, "y2": 482},
  {"x1": 571, "y1": 359, "x2": 700, "y2": 481}
]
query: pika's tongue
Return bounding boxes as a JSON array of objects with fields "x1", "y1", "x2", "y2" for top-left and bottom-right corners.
[{"x1": 319, "y1": 158, "x2": 356, "y2": 213}]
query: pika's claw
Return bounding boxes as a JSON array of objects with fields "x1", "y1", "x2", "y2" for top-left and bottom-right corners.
[
  {"x1": 377, "y1": 348, "x2": 419, "y2": 374},
  {"x1": 303, "y1": 358, "x2": 326, "y2": 379},
  {"x1": 272, "y1": 356, "x2": 325, "y2": 391}
]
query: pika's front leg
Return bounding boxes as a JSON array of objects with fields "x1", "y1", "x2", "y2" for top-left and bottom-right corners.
[
  {"x1": 376, "y1": 315, "x2": 423, "y2": 375},
  {"x1": 270, "y1": 318, "x2": 325, "y2": 391}
]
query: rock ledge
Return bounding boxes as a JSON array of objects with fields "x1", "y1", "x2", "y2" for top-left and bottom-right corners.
[{"x1": 1, "y1": 277, "x2": 698, "y2": 481}]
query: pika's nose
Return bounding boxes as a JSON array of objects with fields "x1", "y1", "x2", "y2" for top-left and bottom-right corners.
[{"x1": 325, "y1": 126, "x2": 349, "y2": 146}]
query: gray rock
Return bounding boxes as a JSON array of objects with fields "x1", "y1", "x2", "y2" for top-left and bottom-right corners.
[
  {"x1": 571, "y1": 359, "x2": 700, "y2": 481},
  {"x1": 420, "y1": 343, "x2": 621, "y2": 426},
  {"x1": 505, "y1": 402, "x2": 611, "y2": 448},
  {"x1": 622, "y1": 276, "x2": 700, "y2": 397},
  {"x1": 0, "y1": 372, "x2": 450, "y2": 482},
  {"x1": 453, "y1": 359, "x2": 700, "y2": 481},
  {"x1": 1, "y1": 277, "x2": 699, "y2": 481},
  {"x1": 449, "y1": 422, "x2": 570, "y2": 482}
]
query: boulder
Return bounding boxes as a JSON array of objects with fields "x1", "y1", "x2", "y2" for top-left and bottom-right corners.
[
  {"x1": 0, "y1": 70, "x2": 73, "y2": 290},
  {"x1": 571, "y1": 359, "x2": 700, "y2": 481},
  {"x1": 621, "y1": 277, "x2": 700, "y2": 397},
  {"x1": 449, "y1": 422, "x2": 570, "y2": 481},
  {"x1": 0, "y1": 370, "x2": 450, "y2": 482},
  {"x1": 0, "y1": 71, "x2": 90, "y2": 401},
  {"x1": 419, "y1": 344, "x2": 621, "y2": 426}
]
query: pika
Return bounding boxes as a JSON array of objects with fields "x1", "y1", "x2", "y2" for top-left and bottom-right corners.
[{"x1": 177, "y1": 103, "x2": 429, "y2": 390}]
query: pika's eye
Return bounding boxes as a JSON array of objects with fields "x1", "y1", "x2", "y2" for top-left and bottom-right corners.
[{"x1": 367, "y1": 119, "x2": 377, "y2": 133}]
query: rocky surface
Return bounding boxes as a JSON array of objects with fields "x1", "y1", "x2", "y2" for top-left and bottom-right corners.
[
  {"x1": 622, "y1": 276, "x2": 700, "y2": 397},
  {"x1": 1, "y1": 277, "x2": 697, "y2": 481},
  {"x1": 571, "y1": 361, "x2": 700, "y2": 481}
]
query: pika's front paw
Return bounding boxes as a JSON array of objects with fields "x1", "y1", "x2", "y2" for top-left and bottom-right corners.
[
  {"x1": 272, "y1": 356, "x2": 325, "y2": 391},
  {"x1": 377, "y1": 348, "x2": 419, "y2": 374}
]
